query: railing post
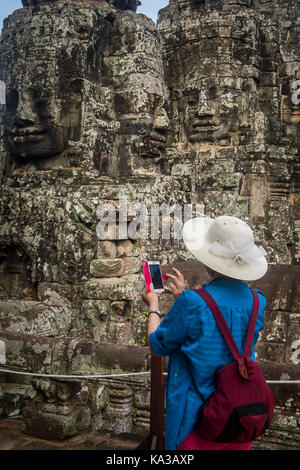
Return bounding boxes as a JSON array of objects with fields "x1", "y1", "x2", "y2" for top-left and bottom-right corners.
[
  {"x1": 149, "y1": 354, "x2": 165, "y2": 449},
  {"x1": 136, "y1": 354, "x2": 165, "y2": 450}
]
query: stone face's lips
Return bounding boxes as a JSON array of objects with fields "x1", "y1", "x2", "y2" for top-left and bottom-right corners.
[
  {"x1": 11, "y1": 126, "x2": 47, "y2": 143},
  {"x1": 13, "y1": 134, "x2": 46, "y2": 143},
  {"x1": 149, "y1": 131, "x2": 167, "y2": 147},
  {"x1": 192, "y1": 118, "x2": 219, "y2": 130},
  {"x1": 189, "y1": 118, "x2": 226, "y2": 141},
  {"x1": 191, "y1": 126, "x2": 218, "y2": 132},
  {"x1": 12, "y1": 126, "x2": 47, "y2": 136}
]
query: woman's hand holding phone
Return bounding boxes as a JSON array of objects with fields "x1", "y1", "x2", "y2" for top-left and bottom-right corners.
[
  {"x1": 141, "y1": 264, "x2": 185, "y2": 308},
  {"x1": 166, "y1": 267, "x2": 185, "y2": 299},
  {"x1": 142, "y1": 283, "x2": 162, "y2": 309}
]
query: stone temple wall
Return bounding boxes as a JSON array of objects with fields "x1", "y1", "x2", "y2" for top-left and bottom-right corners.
[{"x1": 0, "y1": 0, "x2": 299, "y2": 449}]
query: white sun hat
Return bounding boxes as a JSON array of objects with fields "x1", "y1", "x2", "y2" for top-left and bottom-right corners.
[{"x1": 182, "y1": 215, "x2": 268, "y2": 281}]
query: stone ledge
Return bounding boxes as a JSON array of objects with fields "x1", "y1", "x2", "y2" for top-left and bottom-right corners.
[{"x1": 0, "y1": 331, "x2": 151, "y2": 376}]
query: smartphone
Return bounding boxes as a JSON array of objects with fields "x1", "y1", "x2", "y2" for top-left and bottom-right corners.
[{"x1": 148, "y1": 261, "x2": 165, "y2": 293}]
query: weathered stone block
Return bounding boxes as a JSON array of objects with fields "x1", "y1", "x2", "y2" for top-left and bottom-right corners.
[
  {"x1": 0, "y1": 304, "x2": 72, "y2": 337},
  {"x1": 122, "y1": 257, "x2": 140, "y2": 275},
  {"x1": 78, "y1": 383, "x2": 106, "y2": 416},
  {"x1": 0, "y1": 332, "x2": 151, "y2": 377},
  {"x1": 255, "y1": 341, "x2": 287, "y2": 363},
  {"x1": 96, "y1": 240, "x2": 117, "y2": 259},
  {"x1": 83, "y1": 274, "x2": 144, "y2": 300},
  {"x1": 81, "y1": 300, "x2": 111, "y2": 322},
  {"x1": 250, "y1": 175, "x2": 267, "y2": 217},
  {"x1": 0, "y1": 380, "x2": 36, "y2": 418},
  {"x1": 23, "y1": 402, "x2": 91, "y2": 440},
  {"x1": 106, "y1": 319, "x2": 133, "y2": 344},
  {"x1": 91, "y1": 324, "x2": 108, "y2": 342},
  {"x1": 90, "y1": 258, "x2": 124, "y2": 277},
  {"x1": 0, "y1": 301, "x2": 41, "y2": 318},
  {"x1": 38, "y1": 283, "x2": 83, "y2": 310},
  {"x1": 0, "y1": 393, "x2": 20, "y2": 418},
  {"x1": 103, "y1": 387, "x2": 133, "y2": 434},
  {"x1": 286, "y1": 316, "x2": 300, "y2": 363},
  {"x1": 259, "y1": 310, "x2": 287, "y2": 344},
  {"x1": 111, "y1": 301, "x2": 133, "y2": 318},
  {"x1": 0, "y1": 383, "x2": 36, "y2": 400},
  {"x1": 116, "y1": 239, "x2": 139, "y2": 257}
]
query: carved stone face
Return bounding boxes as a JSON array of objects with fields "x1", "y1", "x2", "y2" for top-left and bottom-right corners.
[
  {"x1": 183, "y1": 85, "x2": 218, "y2": 144},
  {"x1": 0, "y1": 4, "x2": 105, "y2": 163},
  {"x1": 4, "y1": 82, "x2": 82, "y2": 160},
  {"x1": 182, "y1": 78, "x2": 241, "y2": 147},
  {"x1": 162, "y1": 7, "x2": 261, "y2": 149},
  {"x1": 111, "y1": 12, "x2": 169, "y2": 163},
  {"x1": 116, "y1": 78, "x2": 169, "y2": 159},
  {"x1": 132, "y1": 102, "x2": 170, "y2": 159}
]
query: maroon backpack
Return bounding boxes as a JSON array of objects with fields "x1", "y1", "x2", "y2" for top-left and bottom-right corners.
[{"x1": 194, "y1": 288, "x2": 275, "y2": 443}]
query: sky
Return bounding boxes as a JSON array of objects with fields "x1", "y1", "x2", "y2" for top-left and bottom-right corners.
[
  {"x1": 0, "y1": 1, "x2": 169, "y2": 29},
  {"x1": 137, "y1": 0, "x2": 169, "y2": 22}
]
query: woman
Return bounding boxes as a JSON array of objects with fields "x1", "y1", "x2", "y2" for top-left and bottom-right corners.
[{"x1": 142, "y1": 215, "x2": 268, "y2": 451}]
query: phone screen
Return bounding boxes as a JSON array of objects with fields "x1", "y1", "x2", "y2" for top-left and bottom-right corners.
[{"x1": 149, "y1": 264, "x2": 164, "y2": 290}]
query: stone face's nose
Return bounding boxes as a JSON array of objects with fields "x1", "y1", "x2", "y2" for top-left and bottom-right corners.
[
  {"x1": 196, "y1": 100, "x2": 217, "y2": 119},
  {"x1": 153, "y1": 107, "x2": 170, "y2": 132},
  {"x1": 192, "y1": 88, "x2": 218, "y2": 119},
  {"x1": 13, "y1": 90, "x2": 37, "y2": 127},
  {"x1": 0, "y1": 81, "x2": 5, "y2": 105}
]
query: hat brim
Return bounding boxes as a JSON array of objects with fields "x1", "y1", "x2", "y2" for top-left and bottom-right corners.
[{"x1": 182, "y1": 217, "x2": 268, "y2": 281}]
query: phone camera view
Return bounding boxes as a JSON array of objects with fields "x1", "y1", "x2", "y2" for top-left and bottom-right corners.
[{"x1": 149, "y1": 264, "x2": 164, "y2": 290}]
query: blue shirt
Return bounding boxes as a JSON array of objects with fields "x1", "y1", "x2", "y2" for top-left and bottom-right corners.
[{"x1": 149, "y1": 278, "x2": 266, "y2": 450}]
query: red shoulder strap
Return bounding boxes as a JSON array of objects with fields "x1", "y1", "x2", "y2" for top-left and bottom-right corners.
[
  {"x1": 243, "y1": 288, "x2": 260, "y2": 358},
  {"x1": 193, "y1": 288, "x2": 259, "y2": 360}
]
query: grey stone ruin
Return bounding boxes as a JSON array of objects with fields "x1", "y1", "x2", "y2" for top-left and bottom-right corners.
[{"x1": 0, "y1": 0, "x2": 299, "y2": 449}]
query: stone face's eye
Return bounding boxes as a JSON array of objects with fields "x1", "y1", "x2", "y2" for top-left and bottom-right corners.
[
  {"x1": 5, "y1": 89, "x2": 18, "y2": 114},
  {"x1": 35, "y1": 99, "x2": 49, "y2": 109},
  {"x1": 187, "y1": 95, "x2": 198, "y2": 106},
  {"x1": 35, "y1": 99, "x2": 48, "y2": 108},
  {"x1": 208, "y1": 86, "x2": 217, "y2": 99}
]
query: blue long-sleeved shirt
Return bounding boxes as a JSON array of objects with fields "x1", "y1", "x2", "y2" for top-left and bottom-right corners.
[{"x1": 149, "y1": 277, "x2": 266, "y2": 450}]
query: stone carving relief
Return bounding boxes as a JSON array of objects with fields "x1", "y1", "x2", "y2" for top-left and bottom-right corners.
[
  {"x1": 158, "y1": 0, "x2": 299, "y2": 265},
  {"x1": 279, "y1": 40, "x2": 300, "y2": 147},
  {"x1": 160, "y1": 3, "x2": 262, "y2": 150},
  {"x1": 0, "y1": 1, "x2": 116, "y2": 174},
  {"x1": 4, "y1": 80, "x2": 83, "y2": 161},
  {"x1": 106, "y1": 10, "x2": 170, "y2": 175}
]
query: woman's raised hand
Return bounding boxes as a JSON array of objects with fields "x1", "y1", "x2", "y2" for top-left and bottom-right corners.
[{"x1": 166, "y1": 267, "x2": 185, "y2": 299}]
